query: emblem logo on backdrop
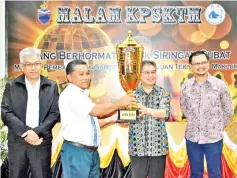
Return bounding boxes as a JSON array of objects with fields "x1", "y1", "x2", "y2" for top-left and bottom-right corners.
[
  {"x1": 36, "y1": 0, "x2": 52, "y2": 27},
  {"x1": 205, "y1": 4, "x2": 225, "y2": 25}
]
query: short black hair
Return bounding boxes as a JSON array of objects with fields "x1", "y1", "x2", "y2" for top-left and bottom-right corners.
[
  {"x1": 141, "y1": 60, "x2": 157, "y2": 70},
  {"x1": 189, "y1": 51, "x2": 209, "y2": 64},
  {"x1": 66, "y1": 60, "x2": 87, "y2": 75}
]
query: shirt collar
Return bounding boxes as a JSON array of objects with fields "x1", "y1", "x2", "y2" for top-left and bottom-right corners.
[
  {"x1": 136, "y1": 84, "x2": 158, "y2": 94},
  {"x1": 191, "y1": 73, "x2": 213, "y2": 86},
  {"x1": 25, "y1": 76, "x2": 40, "y2": 89},
  {"x1": 68, "y1": 83, "x2": 90, "y2": 96}
]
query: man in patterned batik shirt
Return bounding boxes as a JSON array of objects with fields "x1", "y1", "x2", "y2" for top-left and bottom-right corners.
[
  {"x1": 128, "y1": 60, "x2": 171, "y2": 178},
  {"x1": 181, "y1": 51, "x2": 234, "y2": 178}
]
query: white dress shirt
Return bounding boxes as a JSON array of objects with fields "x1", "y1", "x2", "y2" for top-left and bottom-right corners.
[
  {"x1": 59, "y1": 83, "x2": 100, "y2": 147},
  {"x1": 25, "y1": 77, "x2": 40, "y2": 128}
]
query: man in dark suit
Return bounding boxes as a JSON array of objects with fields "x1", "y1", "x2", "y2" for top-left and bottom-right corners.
[{"x1": 1, "y1": 47, "x2": 60, "y2": 178}]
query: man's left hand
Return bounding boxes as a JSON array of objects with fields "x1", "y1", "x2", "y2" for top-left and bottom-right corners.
[
  {"x1": 138, "y1": 104, "x2": 150, "y2": 117},
  {"x1": 24, "y1": 130, "x2": 39, "y2": 144}
]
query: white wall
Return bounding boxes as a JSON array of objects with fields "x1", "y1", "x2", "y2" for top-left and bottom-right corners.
[{"x1": 0, "y1": 1, "x2": 5, "y2": 78}]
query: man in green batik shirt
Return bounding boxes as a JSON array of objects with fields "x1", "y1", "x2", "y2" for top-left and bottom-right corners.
[{"x1": 128, "y1": 60, "x2": 171, "y2": 178}]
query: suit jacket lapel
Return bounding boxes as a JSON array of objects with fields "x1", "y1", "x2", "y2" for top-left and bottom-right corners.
[
  {"x1": 15, "y1": 75, "x2": 28, "y2": 123},
  {"x1": 39, "y1": 76, "x2": 52, "y2": 123}
]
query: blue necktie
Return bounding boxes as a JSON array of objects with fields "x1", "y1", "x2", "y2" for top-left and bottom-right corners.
[{"x1": 90, "y1": 116, "x2": 98, "y2": 147}]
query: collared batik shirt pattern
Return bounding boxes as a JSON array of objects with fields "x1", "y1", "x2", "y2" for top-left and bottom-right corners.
[
  {"x1": 181, "y1": 74, "x2": 234, "y2": 144},
  {"x1": 129, "y1": 85, "x2": 171, "y2": 156}
]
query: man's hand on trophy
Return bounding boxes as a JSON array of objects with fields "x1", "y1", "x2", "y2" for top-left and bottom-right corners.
[
  {"x1": 138, "y1": 104, "x2": 151, "y2": 117},
  {"x1": 118, "y1": 93, "x2": 136, "y2": 107}
]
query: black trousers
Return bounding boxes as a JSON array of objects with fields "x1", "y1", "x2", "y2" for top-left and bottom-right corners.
[
  {"x1": 8, "y1": 142, "x2": 51, "y2": 178},
  {"x1": 130, "y1": 155, "x2": 166, "y2": 178}
]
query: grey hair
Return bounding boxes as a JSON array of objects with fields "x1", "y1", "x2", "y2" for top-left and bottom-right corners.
[{"x1": 19, "y1": 47, "x2": 41, "y2": 63}]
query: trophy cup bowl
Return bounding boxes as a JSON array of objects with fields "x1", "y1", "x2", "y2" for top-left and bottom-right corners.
[{"x1": 116, "y1": 31, "x2": 144, "y2": 122}]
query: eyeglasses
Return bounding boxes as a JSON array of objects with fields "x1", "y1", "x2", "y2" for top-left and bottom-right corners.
[
  {"x1": 191, "y1": 61, "x2": 208, "y2": 66},
  {"x1": 22, "y1": 62, "x2": 41, "y2": 69},
  {"x1": 141, "y1": 70, "x2": 156, "y2": 75}
]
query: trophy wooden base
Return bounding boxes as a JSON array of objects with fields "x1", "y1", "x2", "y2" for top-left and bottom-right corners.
[{"x1": 116, "y1": 109, "x2": 139, "y2": 122}]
